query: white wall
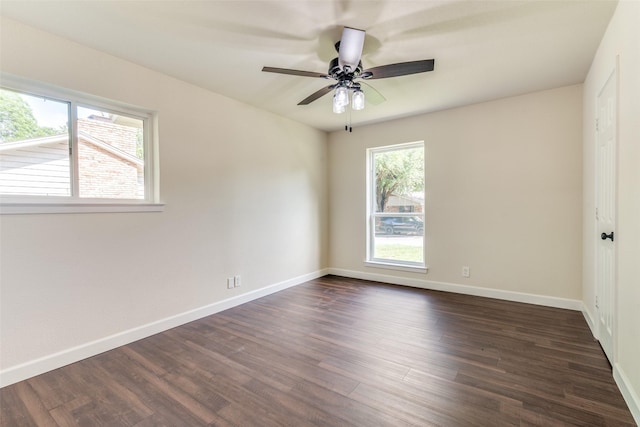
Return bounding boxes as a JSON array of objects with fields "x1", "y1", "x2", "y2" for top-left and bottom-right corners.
[
  {"x1": 0, "y1": 18, "x2": 328, "y2": 384},
  {"x1": 583, "y1": 1, "x2": 640, "y2": 421},
  {"x1": 329, "y1": 85, "x2": 583, "y2": 304}
]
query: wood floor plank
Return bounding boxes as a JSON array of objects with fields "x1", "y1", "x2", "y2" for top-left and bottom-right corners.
[
  {"x1": 289, "y1": 378, "x2": 416, "y2": 427},
  {"x1": 83, "y1": 357, "x2": 155, "y2": 420},
  {"x1": 12, "y1": 382, "x2": 57, "y2": 427},
  {"x1": 26, "y1": 371, "x2": 82, "y2": 412},
  {"x1": 349, "y1": 381, "x2": 472, "y2": 426},
  {"x1": 1, "y1": 275, "x2": 636, "y2": 426},
  {"x1": 1, "y1": 383, "x2": 40, "y2": 427},
  {"x1": 48, "y1": 396, "x2": 93, "y2": 427}
]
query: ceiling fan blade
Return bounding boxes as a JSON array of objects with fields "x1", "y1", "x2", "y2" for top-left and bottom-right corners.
[
  {"x1": 360, "y1": 82, "x2": 386, "y2": 105},
  {"x1": 362, "y1": 59, "x2": 435, "y2": 79},
  {"x1": 298, "y1": 85, "x2": 336, "y2": 105},
  {"x1": 262, "y1": 66, "x2": 329, "y2": 78},
  {"x1": 338, "y1": 27, "x2": 365, "y2": 71}
]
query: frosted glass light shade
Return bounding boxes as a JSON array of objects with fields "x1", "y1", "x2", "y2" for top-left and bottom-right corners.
[
  {"x1": 352, "y1": 90, "x2": 365, "y2": 110},
  {"x1": 333, "y1": 94, "x2": 346, "y2": 113},
  {"x1": 335, "y1": 86, "x2": 349, "y2": 107}
]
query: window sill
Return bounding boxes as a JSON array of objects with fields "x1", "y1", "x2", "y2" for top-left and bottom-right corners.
[
  {"x1": 365, "y1": 260, "x2": 428, "y2": 274},
  {"x1": 0, "y1": 202, "x2": 165, "y2": 215}
]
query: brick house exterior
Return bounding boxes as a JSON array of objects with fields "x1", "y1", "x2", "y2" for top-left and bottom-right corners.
[
  {"x1": 77, "y1": 117, "x2": 143, "y2": 199},
  {"x1": 385, "y1": 193, "x2": 424, "y2": 213},
  {"x1": 0, "y1": 116, "x2": 143, "y2": 198}
]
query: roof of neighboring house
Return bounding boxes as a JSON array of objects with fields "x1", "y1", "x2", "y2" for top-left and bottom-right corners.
[
  {"x1": 0, "y1": 132, "x2": 144, "y2": 168},
  {"x1": 387, "y1": 192, "x2": 424, "y2": 205}
]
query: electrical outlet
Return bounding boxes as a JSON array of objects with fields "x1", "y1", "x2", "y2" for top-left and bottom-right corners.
[
  {"x1": 462, "y1": 266, "x2": 470, "y2": 278},
  {"x1": 234, "y1": 275, "x2": 241, "y2": 287},
  {"x1": 227, "y1": 278, "x2": 234, "y2": 289}
]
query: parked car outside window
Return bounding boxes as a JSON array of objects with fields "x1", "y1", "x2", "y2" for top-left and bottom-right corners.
[{"x1": 377, "y1": 216, "x2": 424, "y2": 235}]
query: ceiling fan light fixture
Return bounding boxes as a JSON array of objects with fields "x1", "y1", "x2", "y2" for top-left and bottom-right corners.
[
  {"x1": 335, "y1": 86, "x2": 349, "y2": 107},
  {"x1": 262, "y1": 26, "x2": 435, "y2": 119},
  {"x1": 352, "y1": 89, "x2": 365, "y2": 110}
]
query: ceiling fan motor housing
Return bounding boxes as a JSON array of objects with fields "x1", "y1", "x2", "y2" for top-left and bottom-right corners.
[
  {"x1": 328, "y1": 57, "x2": 363, "y2": 81},
  {"x1": 329, "y1": 57, "x2": 341, "y2": 77}
]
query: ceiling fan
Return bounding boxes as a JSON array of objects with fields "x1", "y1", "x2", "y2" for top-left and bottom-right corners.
[{"x1": 262, "y1": 27, "x2": 435, "y2": 114}]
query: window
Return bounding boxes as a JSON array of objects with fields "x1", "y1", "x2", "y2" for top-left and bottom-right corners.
[
  {"x1": 0, "y1": 76, "x2": 161, "y2": 214},
  {"x1": 367, "y1": 142, "x2": 425, "y2": 271}
]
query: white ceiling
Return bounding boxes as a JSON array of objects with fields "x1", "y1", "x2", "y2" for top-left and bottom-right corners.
[{"x1": 0, "y1": 0, "x2": 617, "y2": 132}]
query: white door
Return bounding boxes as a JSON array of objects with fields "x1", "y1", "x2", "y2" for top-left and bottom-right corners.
[{"x1": 595, "y1": 69, "x2": 617, "y2": 363}]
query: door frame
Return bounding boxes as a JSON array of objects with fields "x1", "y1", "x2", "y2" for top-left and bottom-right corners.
[{"x1": 594, "y1": 60, "x2": 619, "y2": 363}]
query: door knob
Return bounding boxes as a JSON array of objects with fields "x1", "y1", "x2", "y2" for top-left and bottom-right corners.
[{"x1": 601, "y1": 231, "x2": 614, "y2": 241}]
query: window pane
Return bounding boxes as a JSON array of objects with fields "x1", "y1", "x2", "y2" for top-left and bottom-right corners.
[
  {"x1": 372, "y1": 229, "x2": 424, "y2": 263},
  {"x1": 370, "y1": 143, "x2": 425, "y2": 266},
  {"x1": 77, "y1": 106, "x2": 144, "y2": 199},
  {"x1": 373, "y1": 146, "x2": 424, "y2": 213},
  {"x1": 0, "y1": 89, "x2": 71, "y2": 196}
]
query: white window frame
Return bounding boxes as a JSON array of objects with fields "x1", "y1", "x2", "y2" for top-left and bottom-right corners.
[
  {"x1": 0, "y1": 74, "x2": 163, "y2": 214},
  {"x1": 365, "y1": 141, "x2": 427, "y2": 272}
]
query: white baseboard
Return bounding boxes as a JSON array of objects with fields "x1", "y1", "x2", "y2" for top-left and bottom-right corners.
[
  {"x1": 581, "y1": 303, "x2": 598, "y2": 338},
  {"x1": 327, "y1": 268, "x2": 583, "y2": 311},
  {"x1": 0, "y1": 268, "x2": 329, "y2": 388},
  {"x1": 614, "y1": 364, "x2": 640, "y2": 425},
  {"x1": 583, "y1": 306, "x2": 639, "y2": 424}
]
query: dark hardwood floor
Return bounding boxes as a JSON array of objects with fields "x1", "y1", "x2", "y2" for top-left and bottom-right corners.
[{"x1": 1, "y1": 275, "x2": 635, "y2": 426}]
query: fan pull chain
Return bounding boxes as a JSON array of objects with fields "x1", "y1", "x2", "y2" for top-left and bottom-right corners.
[{"x1": 345, "y1": 107, "x2": 348, "y2": 131}]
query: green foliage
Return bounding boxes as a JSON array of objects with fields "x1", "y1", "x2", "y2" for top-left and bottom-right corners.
[
  {"x1": 375, "y1": 146, "x2": 424, "y2": 212},
  {"x1": 374, "y1": 243, "x2": 423, "y2": 262},
  {"x1": 0, "y1": 89, "x2": 63, "y2": 142}
]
